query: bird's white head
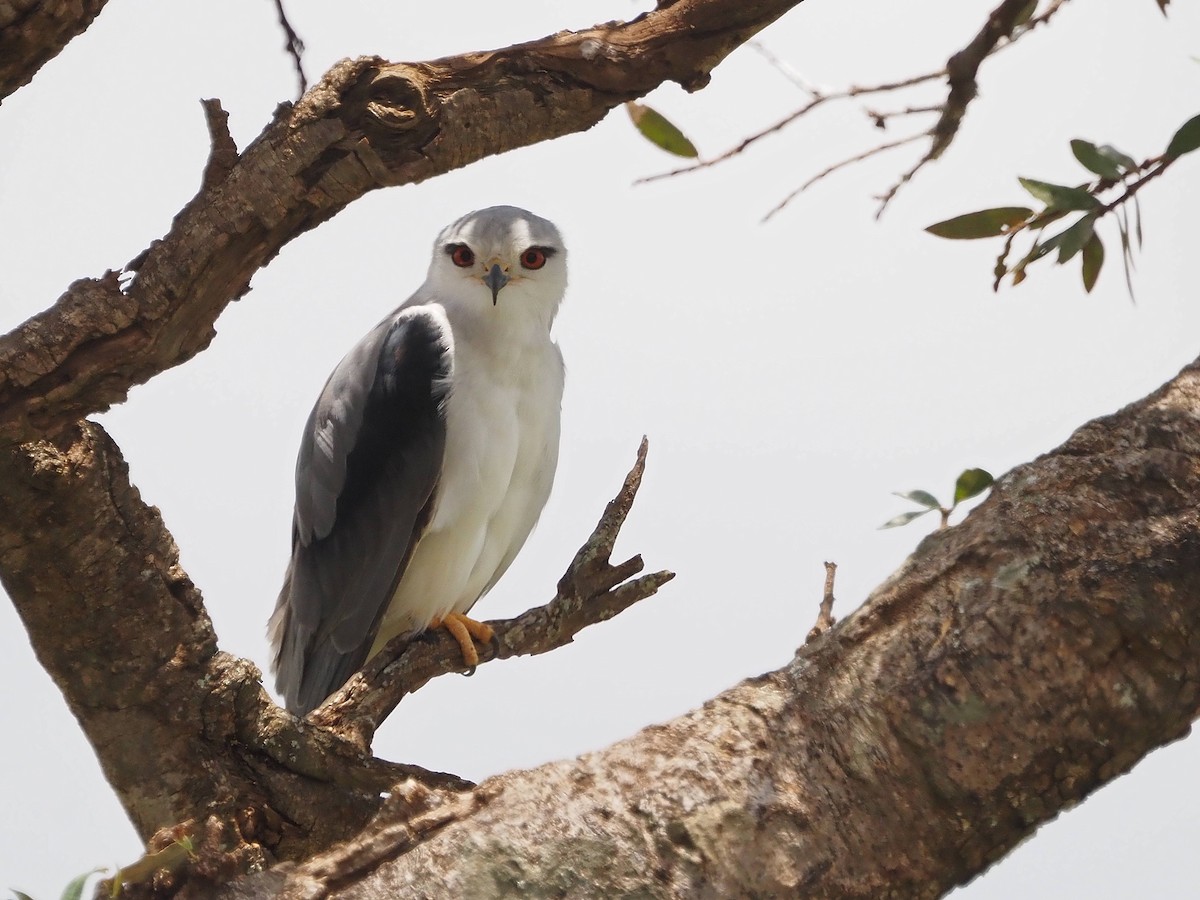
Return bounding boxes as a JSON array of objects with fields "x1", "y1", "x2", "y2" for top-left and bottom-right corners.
[{"x1": 427, "y1": 206, "x2": 567, "y2": 330}]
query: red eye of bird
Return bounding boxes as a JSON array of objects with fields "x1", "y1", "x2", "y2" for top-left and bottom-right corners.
[
  {"x1": 449, "y1": 244, "x2": 475, "y2": 268},
  {"x1": 520, "y1": 247, "x2": 547, "y2": 270}
]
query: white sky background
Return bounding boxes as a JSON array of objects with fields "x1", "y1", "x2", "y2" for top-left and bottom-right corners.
[{"x1": 1, "y1": 0, "x2": 1198, "y2": 896}]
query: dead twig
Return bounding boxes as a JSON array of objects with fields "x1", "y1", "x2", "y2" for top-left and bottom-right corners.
[
  {"x1": 866, "y1": 104, "x2": 942, "y2": 129},
  {"x1": 806, "y1": 561, "x2": 838, "y2": 642},
  {"x1": 638, "y1": 0, "x2": 1074, "y2": 220},
  {"x1": 308, "y1": 438, "x2": 674, "y2": 750},
  {"x1": 748, "y1": 40, "x2": 822, "y2": 97},
  {"x1": 873, "y1": 0, "x2": 1073, "y2": 216},
  {"x1": 764, "y1": 132, "x2": 926, "y2": 222},
  {"x1": 271, "y1": 0, "x2": 308, "y2": 98},
  {"x1": 634, "y1": 69, "x2": 943, "y2": 187}
]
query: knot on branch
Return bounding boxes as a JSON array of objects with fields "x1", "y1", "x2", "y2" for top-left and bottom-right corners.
[{"x1": 360, "y1": 65, "x2": 435, "y2": 146}]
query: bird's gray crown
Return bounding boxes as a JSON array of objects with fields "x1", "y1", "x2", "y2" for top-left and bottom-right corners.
[{"x1": 436, "y1": 205, "x2": 565, "y2": 256}]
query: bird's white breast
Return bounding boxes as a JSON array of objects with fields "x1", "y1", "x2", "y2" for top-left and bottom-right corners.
[{"x1": 370, "y1": 307, "x2": 564, "y2": 653}]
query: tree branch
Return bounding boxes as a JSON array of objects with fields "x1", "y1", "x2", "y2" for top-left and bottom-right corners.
[
  {"x1": 806, "y1": 560, "x2": 837, "y2": 640},
  {"x1": 270, "y1": 0, "x2": 308, "y2": 98},
  {"x1": 0, "y1": 0, "x2": 807, "y2": 445},
  {"x1": 873, "y1": 0, "x2": 1072, "y2": 215},
  {"x1": 309, "y1": 438, "x2": 674, "y2": 748},
  {"x1": 0, "y1": 0, "x2": 109, "y2": 102},
  {"x1": 638, "y1": 0, "x2": 1075, "y2": 218},
  {"x1": 218, "y1": 352, "x2": 1200, "y2": 898}
]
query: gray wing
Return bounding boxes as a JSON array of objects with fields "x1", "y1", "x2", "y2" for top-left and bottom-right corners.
[{"x1": 269, "y1": 306, "x2": 452, "y2": 715}]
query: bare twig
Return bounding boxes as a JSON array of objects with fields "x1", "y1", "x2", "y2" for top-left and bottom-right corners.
[
  {"x1": 806, "y1": 561, "x2": 837, "y2": 642},
  {"x1": 271, "y1": 0, "x2": 308, "y2": 97},
  {"x1": 308, "y1": 438, "x2": 674, "y2": 750},
  {"x1": 748, "y1": 40, "x2": 822, "y2": 97},
  {"x1": 873, "y1": 0, "x2": 1072, "y2": 216},
  {"x1": 866, "y1": 104, "x2": 941, "y2": 129},
  {"x1": 638, "y1": 0, "x2": 1074, "y2": 220},
  {"x1": 634, "y1": 69, "x2": 943, "y2": 186},
  {"x1": 763, "y1": 133, "x2": 926, "y2": 222}
]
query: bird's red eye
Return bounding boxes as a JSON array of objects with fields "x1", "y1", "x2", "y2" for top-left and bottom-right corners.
[
  {"x1": 520, "y1": 247, "x2": 547, "y2": 270},
  {"x1": 449, "y1": 244, "x2": 475, "y2": 268}
]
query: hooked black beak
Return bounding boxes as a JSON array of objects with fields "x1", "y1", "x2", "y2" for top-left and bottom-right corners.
[{"x1": 484, "y1": 263, "x2": 510, "y2": 305}]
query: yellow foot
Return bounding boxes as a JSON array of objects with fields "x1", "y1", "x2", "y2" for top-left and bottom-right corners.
[{"x1": 429, "y1": 613, "x2": 495, "y2": 672}]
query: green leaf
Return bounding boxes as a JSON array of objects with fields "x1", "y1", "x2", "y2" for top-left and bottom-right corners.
[
  {"x1": 1133, "y1": 192, "x2": 1143, "y2": 248},
  {"x1": 880, "y1": 508, "x2": 933, "y2": 529},
  {"x1": 1055, "y1": 214, "x2": 1096, "y2": 264},
  {"x1": 59, "y1": 871, "x2": 103, "y2": 900},
  {"x1": 625, "y1": 102, "x2": 698, "y2": 158},
  {"x1": 925, "y1": 207, "x2": 1032, "y2": 239},
  {"x1": 1117, "y1": 216, "x2": 1137, "y2": 302},
  {"x1": 1165, "y1": 113, "x2": 1200, "y2": 160},
  {"x1": 1096, "y1": 144, "x2": 1138, "y2": 173},
  {"x1": 1070, "y1": 139, "x2": 1123, "y2": 179},
  {"x1": 953, "y1": 468, "x2": 994, "y2": 505},
  {"x1": 1081, "y1": 233, "x2": 1104, "y2": 293},
  {"x1": 1018, "y1": 177, "x2": 1100, "y2": 211},
  {"x1": 11, "y1": 891, "x2": 36, "y2": 900},
  {"x1": 893, "y1": 489, "x2": 941, "y2": 509}
]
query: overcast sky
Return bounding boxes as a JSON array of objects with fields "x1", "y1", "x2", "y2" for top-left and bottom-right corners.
[{"x1": 2, "y1": 1, "x2": 1199, "y2": 896}]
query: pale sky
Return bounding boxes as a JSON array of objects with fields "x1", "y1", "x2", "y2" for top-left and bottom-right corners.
[{"x1": 2, "y1": 1, "x2": 1199, "y2": 897}]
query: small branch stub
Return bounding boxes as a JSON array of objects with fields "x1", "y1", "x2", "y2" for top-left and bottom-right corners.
[{"x1": 807, "y1": 561, "x2": 837, "y2": 642}]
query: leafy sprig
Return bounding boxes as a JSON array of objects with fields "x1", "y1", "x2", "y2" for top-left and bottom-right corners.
[
  {"x1": 926, "y1": 112, "x2": 1200, "y2": 296},
  {"x1": 881, "y1": 468, "x2": 994, "y2": 530}
]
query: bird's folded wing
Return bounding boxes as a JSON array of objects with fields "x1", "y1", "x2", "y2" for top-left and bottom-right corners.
[{"x1": 271, "y1": 306, "x2": 452, "y2": 714}]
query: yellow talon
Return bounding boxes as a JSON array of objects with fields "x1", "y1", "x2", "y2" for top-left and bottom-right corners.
[{"x1": 429, "y1": 613, "x2": 495, "y2": 669}]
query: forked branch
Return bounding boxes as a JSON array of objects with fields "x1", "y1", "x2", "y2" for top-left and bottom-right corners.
[{"x1": 308, "y1": 438, "x2": 674, "y2": 748}]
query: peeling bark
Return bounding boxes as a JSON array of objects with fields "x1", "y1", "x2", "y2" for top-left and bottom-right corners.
[{"x1": 0, "y1": 0, "x2": 109, "y2": 101}]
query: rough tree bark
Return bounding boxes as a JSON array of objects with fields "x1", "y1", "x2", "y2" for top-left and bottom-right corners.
[
  {"x1": 3, "y1": 1, "x2": 1199, "y2": 897},
  {"x1": 0, "y1": 0, "x2": 109, "y2": 101},
  {"x1": 203, "y1": 356, "x2": 1200, "y2": 898}
]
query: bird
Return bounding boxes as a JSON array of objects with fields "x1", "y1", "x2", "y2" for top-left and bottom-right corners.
[{"x1": 269, "y1": 205, "x2": 567, "y2": 716}]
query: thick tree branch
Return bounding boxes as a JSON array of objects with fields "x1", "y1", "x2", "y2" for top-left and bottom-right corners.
[
  {"x1": 0, "y1": 0, "x2": 109, "y2": 102},
  {"x1": 217, "y1": 353, "x2": 1200, "y2": 898},
  {"x1": 0, "y1": 0, "x2": 806, "y2": 445},
  {"x1": 0, "y1": 421, "x2": 468, "y2": 864},
  {"x1": 310, "y1": 438, "x2": 674, "y2": 748}
]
